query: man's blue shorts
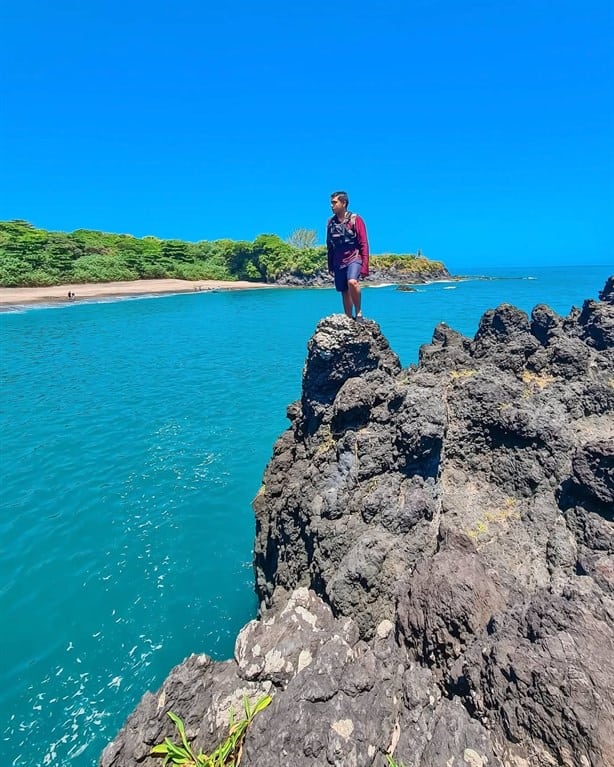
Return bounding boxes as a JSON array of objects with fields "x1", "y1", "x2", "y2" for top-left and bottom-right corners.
[{"x1": 334, "y1": 261, "x2": 362, "y2": 292}]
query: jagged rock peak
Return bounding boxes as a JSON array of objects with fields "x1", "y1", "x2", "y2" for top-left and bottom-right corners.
[
  {"x1": 577, "y1": 275, "x2": 614, "y2": 351},
  {"x1": 600, "y1": 275, "x2": 614, "y2": 303},
  {"x1": 299, "y1": 314, "x2": 401, "y2": 436}
]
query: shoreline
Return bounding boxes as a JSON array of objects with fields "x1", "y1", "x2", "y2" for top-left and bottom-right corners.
[
  {"x1": 0, "y1": 273, "x2": 474, "y2": 310},
  {"x1": 0, "y1": 278, "x2": 283, "y2": 308}
]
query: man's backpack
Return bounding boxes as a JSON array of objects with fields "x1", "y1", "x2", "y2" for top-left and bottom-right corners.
[{"x1": 327, "y1": 212, "x2": 358, "y2": 251}]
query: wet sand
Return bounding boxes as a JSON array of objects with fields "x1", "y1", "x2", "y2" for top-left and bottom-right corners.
[{"x1": 0, "y1": 278, "x2": 281, "y2": 307}]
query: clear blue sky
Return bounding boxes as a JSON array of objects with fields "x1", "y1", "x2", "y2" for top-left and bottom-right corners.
[{"x1": 1, "y1": 0, "x2": 612, "y2": 269}]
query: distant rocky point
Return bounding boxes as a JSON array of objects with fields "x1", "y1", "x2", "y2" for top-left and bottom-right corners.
[
  {"x1": 101, "y1": 277, "x2": 614, "y2": 767},
  {"x1": 274, "y1": 257, "x2": 451, "y2": 287}
]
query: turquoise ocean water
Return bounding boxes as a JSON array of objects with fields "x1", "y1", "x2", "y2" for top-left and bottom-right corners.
[{"x1": 0, "y1": 264, "x2": 612, "y2": 766}]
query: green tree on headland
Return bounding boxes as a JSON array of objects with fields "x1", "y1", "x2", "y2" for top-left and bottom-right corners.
[{"x1": 0, "y1": 220, "x2": 445, "y2": 287}]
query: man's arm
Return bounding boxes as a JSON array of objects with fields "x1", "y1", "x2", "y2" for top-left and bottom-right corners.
[
  {"x1": 355, "y1": 215, "x2": 370, "y2": 276},
  {"x1": 326, "y1": 219, "x2": 334, "y2": 272}
]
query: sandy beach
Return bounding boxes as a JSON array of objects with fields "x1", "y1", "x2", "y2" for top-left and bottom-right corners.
[{"x1": 0, "y1": 278, "x2": 280, "y2": 307}]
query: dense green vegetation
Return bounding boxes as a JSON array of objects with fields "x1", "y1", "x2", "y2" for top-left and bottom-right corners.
[{"x1": 0, "y1": 220, "x2": 444, "y2": 287}]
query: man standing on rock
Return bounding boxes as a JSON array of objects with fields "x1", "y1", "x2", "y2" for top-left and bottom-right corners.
[{"x1": 326, "y1": 191, "x2": 370, "y2": 319}]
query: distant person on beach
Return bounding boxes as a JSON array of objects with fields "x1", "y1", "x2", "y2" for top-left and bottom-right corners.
[
  {"x1": 67, "y1": 290, "x2": 75, "y2": 301},
  {"x1": 326, "y1": 191, "x2": 370, "y2": 320}
]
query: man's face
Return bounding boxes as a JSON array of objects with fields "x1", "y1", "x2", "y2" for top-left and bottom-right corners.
[{"x1": 331, "y1": 196, "x2": 346, "y2": 217}]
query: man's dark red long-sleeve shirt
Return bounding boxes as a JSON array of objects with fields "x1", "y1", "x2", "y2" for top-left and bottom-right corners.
[{"x1": 326, "y1": 212, "x2": 370, "y2": 276}]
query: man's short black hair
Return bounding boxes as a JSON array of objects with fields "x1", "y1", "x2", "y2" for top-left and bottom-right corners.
[{"x1": 331, "y1": 191, "x2": 349, "y2": 207}]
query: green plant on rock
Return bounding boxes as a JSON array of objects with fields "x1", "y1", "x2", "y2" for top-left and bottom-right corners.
[
  {"x1": 386, "y1": 756, "x2": 407, "y2": 767},
  {"x1": 151, "y1": 694, "x2": 272, "y2": 766}
]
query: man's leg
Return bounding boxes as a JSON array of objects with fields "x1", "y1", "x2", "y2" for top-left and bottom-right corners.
[
  {"x1": 346, "y1": 262, "x2": 363, "y2": 318},
  {"x1": 342, "y1": 290, "x2": 353, "y2": 317},
  {"x1": 334, "y1": 266, "x2": 353, "y2": 316},
  {"x1": 348, "y1": 279, "x2": 361, "y2": 317}
]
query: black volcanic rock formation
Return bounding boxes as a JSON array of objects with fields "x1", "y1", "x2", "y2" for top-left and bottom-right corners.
[{"x1": 101, "y1": 279, "x2": 614, "y2": 767}]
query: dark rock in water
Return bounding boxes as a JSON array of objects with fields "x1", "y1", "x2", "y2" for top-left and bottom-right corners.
[
  {"x1": 100, "y1": 278, "x2": 614, "y2": 767},
  {"x1": 397, "y1": 284, "x2": 417, "y2": 292}
]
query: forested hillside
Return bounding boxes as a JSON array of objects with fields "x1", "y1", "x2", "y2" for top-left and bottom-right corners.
[{"x1": 0, "y1": 220, "x2": 444, "y2": 287}]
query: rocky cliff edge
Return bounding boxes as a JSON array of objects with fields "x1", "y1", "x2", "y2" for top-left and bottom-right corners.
[{"x1": 101, "y1": 277, "x2": 614, "y2": 767}]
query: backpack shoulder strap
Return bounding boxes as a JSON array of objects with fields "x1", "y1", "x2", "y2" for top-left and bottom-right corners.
[{"x1": 329, "y1": 213, "x2": 356, "y2": 230}]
